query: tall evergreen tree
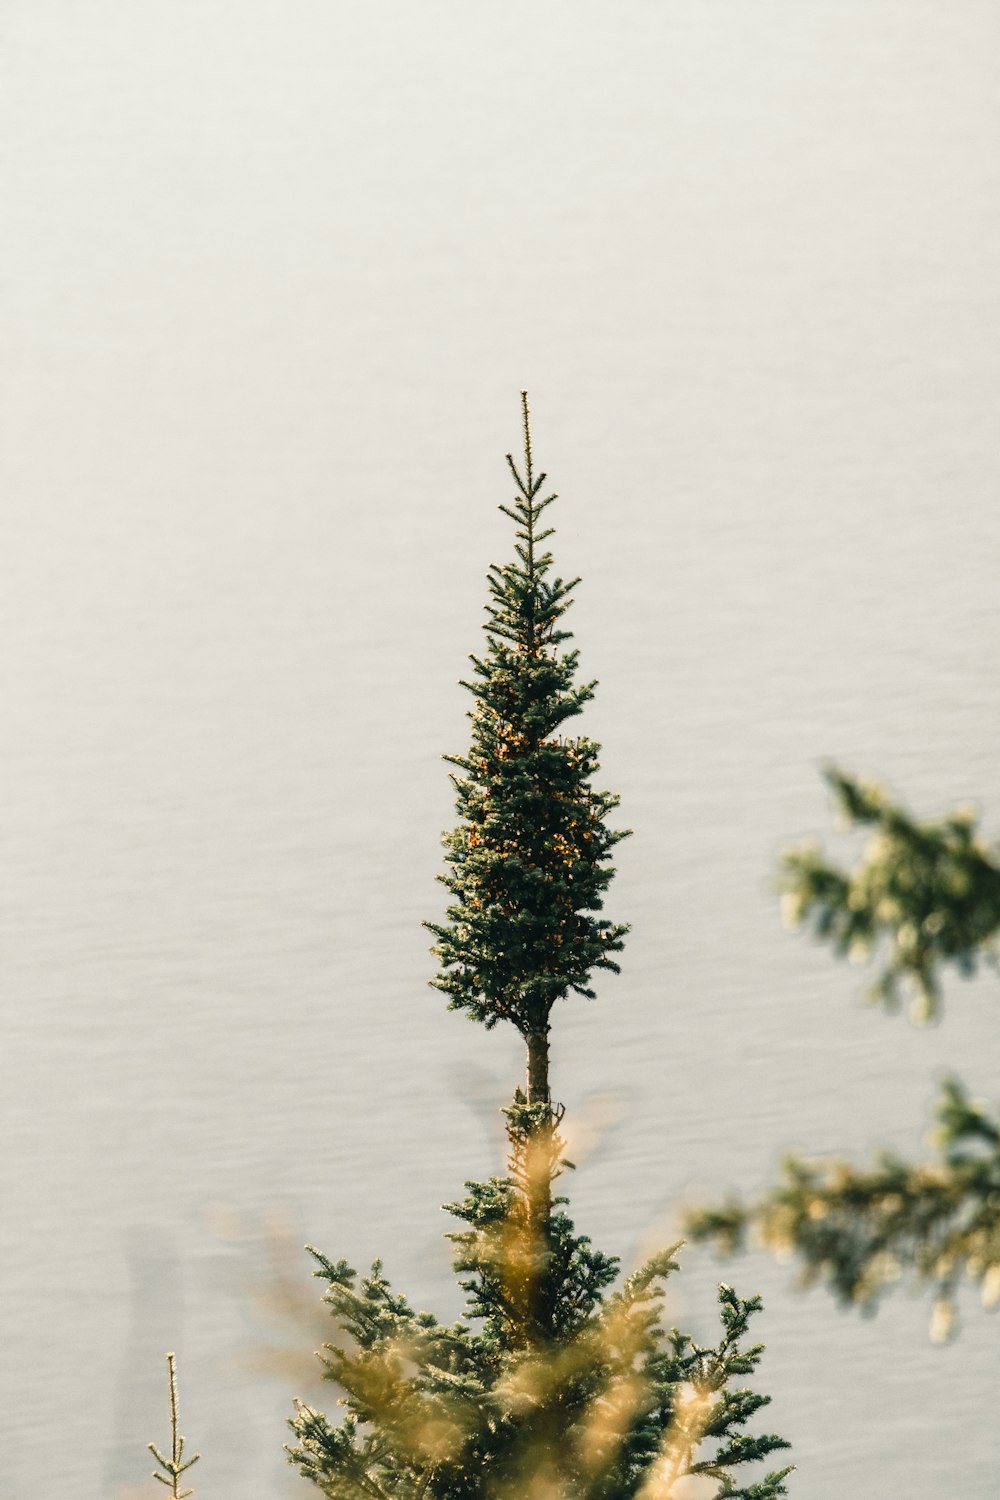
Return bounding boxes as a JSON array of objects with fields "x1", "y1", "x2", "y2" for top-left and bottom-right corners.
[
  {"x1": 426, "y1": 393, "x2": 629, "y2": 1108},
  {"x1": 286, "y1": 397, "x2": 792, "y2": 1498}
]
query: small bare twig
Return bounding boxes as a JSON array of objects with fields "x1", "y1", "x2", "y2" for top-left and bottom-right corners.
[{"x1": 148, "y1": 1352, "x2": 200, "y2": 1498}]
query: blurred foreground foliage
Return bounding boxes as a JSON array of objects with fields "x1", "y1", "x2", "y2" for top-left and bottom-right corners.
[
  {"x1": 781, "y1": 767, "x2": 1000, "y2": 1022},
  {"x1": 688, "y1": 767, "x2": 1000, "y2": 1339},
  {"x1": 288, "y1": 1100, "x2": 791, "y2": 1499}
]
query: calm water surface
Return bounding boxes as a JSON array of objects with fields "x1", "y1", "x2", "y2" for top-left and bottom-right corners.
[{"x1": 3, "y1": 3, "x2": 1000, "y2": 1495}]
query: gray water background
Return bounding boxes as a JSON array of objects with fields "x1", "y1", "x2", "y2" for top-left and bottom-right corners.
[{"x1": 3, "y1": 3, "x2": 1000, "y2": 1495}]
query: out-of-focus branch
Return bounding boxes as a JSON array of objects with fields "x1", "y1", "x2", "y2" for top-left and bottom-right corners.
[{"x1": 780, "y1": 767, "x2": 1000, "y2": 1021}]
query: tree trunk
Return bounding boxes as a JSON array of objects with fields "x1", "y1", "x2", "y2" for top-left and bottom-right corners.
[
  {"x1": 522, "y1": 1026, "x2": 554, "y2": 1347},
  {"x1": 525, "y1": 1028, "x2": 550, "y2": 1104}
]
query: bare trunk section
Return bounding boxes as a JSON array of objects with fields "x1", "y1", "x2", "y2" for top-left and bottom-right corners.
[
  {"x1": 522, "y1": 1026, "x2": 554, "y2": 1346},
  {"x1": 526, "y1": 1028, "x2": 550, "y2": 1104}
]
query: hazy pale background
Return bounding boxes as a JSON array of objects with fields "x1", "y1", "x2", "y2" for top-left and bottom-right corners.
[{"x1": 3, "y1": 2, "x2": 1000, "y2": 1495}]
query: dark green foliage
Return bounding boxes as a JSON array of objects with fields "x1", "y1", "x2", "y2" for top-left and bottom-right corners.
[
  {"x1": 288, "y1": 398, "x2": 791, "y2": 1496},
  {"x1": 426, "y1": 394, "x2": 629, "y2": 1048},
  {"x1": 688, "y1": 767, "x2": 1000, "y2": 1337},
  {"x1": 445, "y1": 1096, "x2": 619, "y2": 1352},
  {"x1": 286, "y1": 1105, "x2": 792, "y2": 1499},
  {"x1": 781, "y1": 766, "x2": 1000, "y2": 1021}
]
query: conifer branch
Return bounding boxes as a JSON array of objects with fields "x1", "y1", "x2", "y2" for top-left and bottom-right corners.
[
  {"x1": 690, "y1": 765, "x2": 1000, "y2": 1340},
  {"x1": 149, "y1": 1353, "x2": 200, "y2": 1499},
  {"x1": 780, "y1": 766, "x2": 1000, "y2": 1021}
]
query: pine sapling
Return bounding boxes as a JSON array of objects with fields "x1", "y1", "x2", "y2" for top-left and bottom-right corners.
[{"x1": 149, "y1": 1352, "x2": 200, "y2": 1499}]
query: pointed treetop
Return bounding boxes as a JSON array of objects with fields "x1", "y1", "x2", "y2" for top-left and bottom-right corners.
[{"x1": 427, "y1": 395, "x2": 630, "y2": 1085}]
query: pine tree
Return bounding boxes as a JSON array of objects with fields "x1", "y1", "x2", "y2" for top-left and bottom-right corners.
[
  {"x1": 286, "y1": 396, "x2": 792, "y2": 1498},
  {"x1": 687, "y1": 767, "x2": 1000, "y2": 1338},
  {"x1": 426, "y1": 392, "x2": 629, "y2": 1108}
]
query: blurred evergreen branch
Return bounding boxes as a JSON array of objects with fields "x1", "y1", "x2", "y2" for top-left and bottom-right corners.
[
  {"x1": 688, "y1": 768, "x2": 1000, "y2": 1339},
  {"x1": 687, "y1": 1077, "x2": 1000, "y2": 1340},
  {"x1": 780, "y1": 766, "x2": 1000, "y2": 1022}
]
